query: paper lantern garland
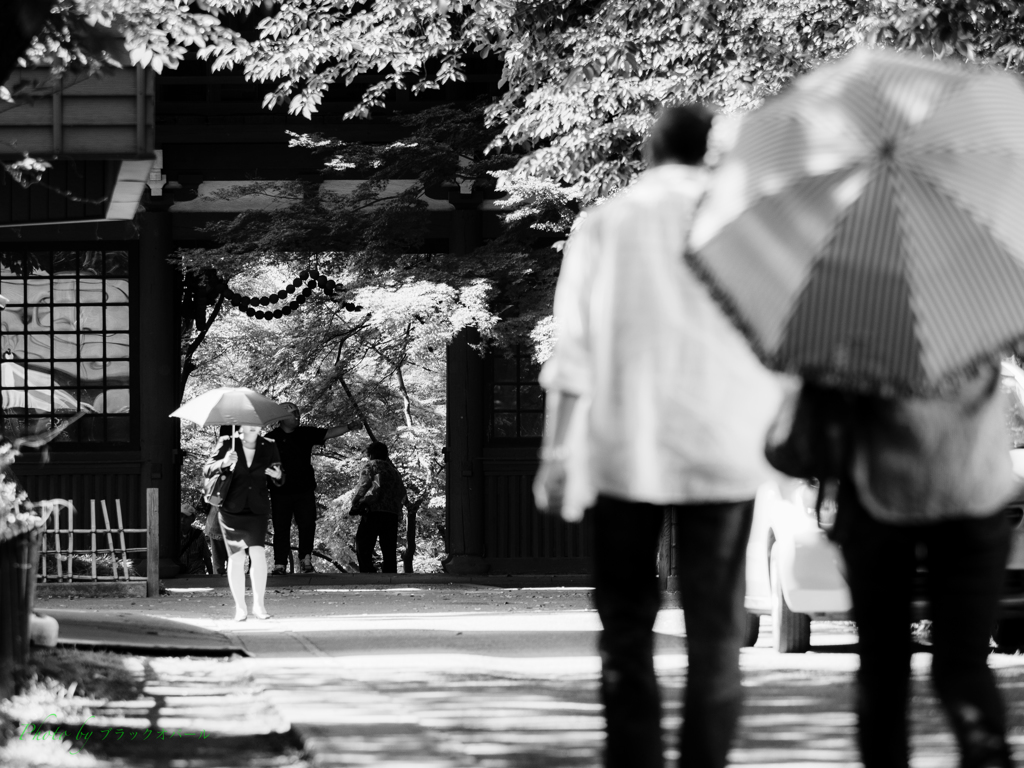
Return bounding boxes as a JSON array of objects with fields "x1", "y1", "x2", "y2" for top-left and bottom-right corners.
[{"x1": 207, "y1": 268, "x2": 362, "y2": 320}]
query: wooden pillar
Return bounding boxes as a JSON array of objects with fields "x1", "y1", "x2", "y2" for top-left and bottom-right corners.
[
  {"x1": 146, "y1": 488, "x2": 160, "y2": 596},
  {"x1": 443, "y1": 329, "x2": 487, "y2": 574},
  {"x1": 138, "y1": 207, "x2": 181, "y2": 577},
  {"x1": 442, "y1": 193, "x2": 488, "y2": 574}
]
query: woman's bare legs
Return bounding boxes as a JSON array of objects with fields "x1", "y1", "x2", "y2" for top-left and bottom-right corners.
[
  {"x1": 227, "y1": 549, "x2": 248, "y2": 621},
  {"x1": 249, "y1": 546, "x2": 269, "y2": 618}
]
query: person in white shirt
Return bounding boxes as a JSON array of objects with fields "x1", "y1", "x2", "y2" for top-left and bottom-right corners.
[{"x1": 534, "y1": 105, "x2": 782, "y2": 768}]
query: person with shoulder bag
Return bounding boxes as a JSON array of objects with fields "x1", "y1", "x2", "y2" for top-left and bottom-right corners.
[
  {"x1": 203, "y1": 424, "x2": 284, "y2": 621},
  {"x1": 770, "y1": 365, "x2": 1018, "y2": 768},
  {"x1": 349, "y1": 442, "x2": 406, "y2": 573}
]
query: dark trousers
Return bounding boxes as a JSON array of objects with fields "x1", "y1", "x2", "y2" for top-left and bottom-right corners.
[
  {"x1": 356, "y1": 513, "x2": 399, "y2": 573},
  {"x1": 270, "y1": 490, "x2": 317, "y2": 566},
  {"x1": 208, "y1": 536, "x2": 228, "y2": 575},
  {"x1": 835, "y1": 481, "x2": 1013, "y2": 768},
  {"x1": 589, "y1": 494, "x2": 754, "y2": 768}
]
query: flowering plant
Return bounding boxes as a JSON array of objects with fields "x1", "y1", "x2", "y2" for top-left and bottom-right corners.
[
  {"x1": 0, "y1": 415, "x2": 86, "y2": 544},
  {"x1": 0, "y1": 443, "x2": 37, "y2": 544}
]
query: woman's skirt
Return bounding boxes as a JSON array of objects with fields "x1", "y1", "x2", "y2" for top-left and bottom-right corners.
[{"x1": 218, "y1": 507, "x2": 268, "y2": 554}]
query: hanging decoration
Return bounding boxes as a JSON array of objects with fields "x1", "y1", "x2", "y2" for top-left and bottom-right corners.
[{"x1": 206, "y1": 268, "x2": 361, "y2": 320}]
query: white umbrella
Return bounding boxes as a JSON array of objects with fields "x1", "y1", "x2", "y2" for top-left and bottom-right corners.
[{"x1": 170, "y1": 387, "x2": 292, "y2": 427}]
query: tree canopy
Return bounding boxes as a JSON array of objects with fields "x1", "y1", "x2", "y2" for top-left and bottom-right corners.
[
  {"x1": 169, "y1": 1, "x2": 1024, "y2": 199},
  {"x1": 10, "y1": 1, "x2": 1024, "y2": 199}
]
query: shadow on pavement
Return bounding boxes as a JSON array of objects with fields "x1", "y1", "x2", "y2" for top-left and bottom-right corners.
[
  {"x1": 250, "y1": 657, "x2": 605, "y2": 767},
  {"x1": 77, "y1": 732, "x2": 308, "y2": 768}
]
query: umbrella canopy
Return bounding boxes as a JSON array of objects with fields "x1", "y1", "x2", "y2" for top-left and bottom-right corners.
[
  {"x1": 687, "y1": 47, "x2": 1024, "y2": 395},
  {"x1": 170, "y1": 387, "x2": 292, "y2": 427}
]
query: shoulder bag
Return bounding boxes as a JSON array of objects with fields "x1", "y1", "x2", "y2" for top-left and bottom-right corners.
[
  {"x1": 764, "y1": 381, "x2": 852, "y2": 482},
  {"x1": 202, "y1": 470, "x2": 232, "y2": 508}
]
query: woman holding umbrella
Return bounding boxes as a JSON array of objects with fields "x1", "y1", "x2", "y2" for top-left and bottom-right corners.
[
  {"x1": 172, "y1": 387, "x2": 291, "y2": 621},
  {"x1": 204, "y1": 424, "x2": 284, "y2": 621},
  {"x1": 688, "y1": 48, "x2": 1024, "y2": 768}
]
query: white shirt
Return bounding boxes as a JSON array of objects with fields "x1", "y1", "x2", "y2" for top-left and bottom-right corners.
[{"x1": 540, "y1": 164, "x2": 784, "y2": 519}]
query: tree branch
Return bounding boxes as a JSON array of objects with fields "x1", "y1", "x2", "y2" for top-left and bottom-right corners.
[
  {"x1": 339, "y1": 373, "x2": 376, "y2": 443},
  {"x1": 395, "y1": 361, "x2": 414, "y2": 429},
  {"x1": 335, "y1": 334, "x2": 377, "y2": 442},
  {"x1": 180, "y1": 292, "x2": 225, "y2": 400}
]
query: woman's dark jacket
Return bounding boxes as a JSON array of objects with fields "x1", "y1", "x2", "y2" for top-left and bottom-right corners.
[{"x1": 203, "y1": 435, "x2": 284, "y2": 516}]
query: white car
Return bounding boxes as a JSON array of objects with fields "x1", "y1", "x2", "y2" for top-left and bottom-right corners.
[
  {"x1": 743, "y1": 478, "x2": 850, "y2": 653},
  {"x1": 745, "y1": 461, "x2": 1024, "y2": 654}
]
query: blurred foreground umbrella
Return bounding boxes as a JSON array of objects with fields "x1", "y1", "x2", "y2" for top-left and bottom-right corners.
[
  {"x1": 170, "y1": 387, "x2": 292, "y2": 427},
  {"x1": 688, "y1": 48, "x2": 1024, "y2": 396}
]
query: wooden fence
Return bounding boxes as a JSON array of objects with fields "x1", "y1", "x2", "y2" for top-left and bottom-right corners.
[{"x1": 32, "y1": 489, "x2": 159, "y2": 596}]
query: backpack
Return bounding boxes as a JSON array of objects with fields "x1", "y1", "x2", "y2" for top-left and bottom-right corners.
[{"x1": 360, "y1": 459, "x2": 406, "y2": 515}]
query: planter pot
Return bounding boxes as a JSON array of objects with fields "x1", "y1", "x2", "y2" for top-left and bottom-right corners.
[{"x1": 0, "y1": 528, "x2": 41, "y2": 698}]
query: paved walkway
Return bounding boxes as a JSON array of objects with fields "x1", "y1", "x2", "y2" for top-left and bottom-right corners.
[{"x1": 18, "y1": 584, "x2": 1024, "y2": 767}]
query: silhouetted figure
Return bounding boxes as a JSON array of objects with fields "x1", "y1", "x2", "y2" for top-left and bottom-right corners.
[
  {"x1": 352, "y1": 442, "x2": 406, "y2": 574},
  {"x1": 267, "y1": 403, "x2": 359, "y2": 574}
]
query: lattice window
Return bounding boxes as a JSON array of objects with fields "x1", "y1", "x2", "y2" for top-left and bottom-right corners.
[
  {"x1": 489, "y1": 346, "x2": 544, "y2": 440},
  {"x1": 0, "y1": 249, "x2": 132, "y2": 444}
]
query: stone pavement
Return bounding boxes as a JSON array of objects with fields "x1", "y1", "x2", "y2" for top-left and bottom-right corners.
[{"x1": 23, "y1": 582, "x2": 1024, "y2": 767}]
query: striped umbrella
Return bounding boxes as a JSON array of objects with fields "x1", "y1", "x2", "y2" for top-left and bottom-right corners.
[{"x1": 687, "y1": 47, "x2": 1024, "y2": 396}]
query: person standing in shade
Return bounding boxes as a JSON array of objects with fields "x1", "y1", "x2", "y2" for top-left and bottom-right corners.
[
  {"x1": 267, "y1": 403, "x2": 361, "y2": 574},
  {"x1": 533, "y1": 105, "x2": 782, "y2": 768},
  {"x1": 178, "y1": 502, "x2": 212, "y2": 575},
  {"x1": 351, "y1": 441, "x2": 407, "y2": 573}
]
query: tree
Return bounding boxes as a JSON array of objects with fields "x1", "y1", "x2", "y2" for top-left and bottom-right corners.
[{"x1": 174, "y1": 104, "x2": 571, "y2": 571}]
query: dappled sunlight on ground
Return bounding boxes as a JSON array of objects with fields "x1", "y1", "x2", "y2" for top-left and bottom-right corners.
[
  {"x1": 248, "y1": 655, "x2": 605, "y2": 767},
  {"x1": 239, "y1": 635, "x2": 1024, "y2": 768},
  {"x1": 78, "y1": 590, "x2": 1024, "y2": 767}
]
